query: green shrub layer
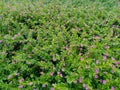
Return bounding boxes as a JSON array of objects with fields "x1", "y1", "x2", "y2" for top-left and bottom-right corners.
[{"x1": 0, "y1": 0, "x2": 120, "y2": 90}]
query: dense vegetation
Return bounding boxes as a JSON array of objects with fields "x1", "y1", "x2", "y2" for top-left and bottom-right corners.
[{"x1": 0, "y1": 0, "x2": 120, "y2": 90}]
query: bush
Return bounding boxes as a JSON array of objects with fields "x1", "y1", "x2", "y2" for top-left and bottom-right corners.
[{"x1": 0, "y1": 0, "x2": 120, "y2": 90}]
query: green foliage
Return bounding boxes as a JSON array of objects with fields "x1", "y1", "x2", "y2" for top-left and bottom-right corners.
[{"x1": 0, "y1": 0, "x2": 120, "y2": 90}]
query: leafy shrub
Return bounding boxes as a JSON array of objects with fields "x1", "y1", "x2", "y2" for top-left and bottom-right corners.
[{"x1": 0, "y1": 0, "x2": 120, "y2": 90}]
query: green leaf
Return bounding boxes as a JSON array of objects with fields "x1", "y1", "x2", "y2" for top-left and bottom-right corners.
[{"x1": 54, "y1": 83, "x2": 69, "y2": 90}]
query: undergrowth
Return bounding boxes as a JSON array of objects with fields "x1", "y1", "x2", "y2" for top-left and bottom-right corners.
[{"x1": 0, "y1": 0, "x2": 120, "y2": 90}]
